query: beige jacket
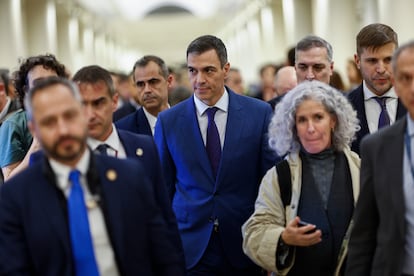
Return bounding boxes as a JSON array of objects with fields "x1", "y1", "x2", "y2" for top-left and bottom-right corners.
[{"x1": 242, "y1": 146, "x2": 360, "y2": 275}]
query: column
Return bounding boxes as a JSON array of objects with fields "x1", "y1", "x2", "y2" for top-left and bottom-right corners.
[
  {"x1": 0, "y1": 0, "x2": 26, "y2": 69},
  {"x1": 25, "y1": 0, "x2": 58, "y2": 56}
]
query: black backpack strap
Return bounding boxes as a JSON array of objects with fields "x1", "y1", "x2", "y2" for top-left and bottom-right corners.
[{"x1": 275, "y1": 159, "x2": 292, "y2": 207}]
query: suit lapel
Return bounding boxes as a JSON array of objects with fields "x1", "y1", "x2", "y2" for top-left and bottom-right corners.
[
  {"x1": 385, "y1": 118, "x2": 406, "y2": 236},
  {"x1": 179, "y1": 98, "x2": 214, "y2": 180},
  {"x1": 118, "y1": 130, "x2": 143, "y2": 160},
  {"x1": 93, "y1": 156, "x2": 125, "y2": 266},
  {"x1": 217, "y1": 92, "x2": 244, "y2": 184},
  {"x1": 354, "y1": 86, "x2": 370, "y2": 138},
  {"x1": 137, "y1": 108, "x2": 153, "y2": 136},
  {"x1": 396, "y1": 100, "x2": 407, "y2": 119},
  {"x1": 38, "y1": 159, "x2": 72, "y2": 259}
]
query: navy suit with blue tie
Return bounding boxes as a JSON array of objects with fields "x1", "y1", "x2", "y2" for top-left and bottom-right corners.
[
  {"x1": 0, "y1": 152, "x2": 185, "y2": 275},
  {"x1": 347, "y1": 84, "x2": 406, "y2": 154},
  {"x1": 154, "y1": 88, "x2": 277, "y2": 272}
]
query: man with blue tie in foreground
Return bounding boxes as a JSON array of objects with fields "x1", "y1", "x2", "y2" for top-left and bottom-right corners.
[
  {"x1": 0, "y1": 77, "x2": 185, "y2": 275},
  {"x1": 154, "y1": 35, "x2": 276, "y2": 275}
]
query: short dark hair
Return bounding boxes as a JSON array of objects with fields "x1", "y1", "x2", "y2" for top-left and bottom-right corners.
[
  {"x1": 186, "y1": 35, "x2": 228, "y2": 67},
  {"x1": 132, "y1": 55, "x2": 169, "y2": 81},
  {"x1": 24, "y1": 76, "x2": 80, "y2": 121},
  {"x1": 356, "y1": 23, "x2": 398, "y2": 56},
  {"x1": 72, "y1": 65, "x2": 115, "y2": 97},
  {"x1": 14, "y1": 54, "x2": 68, "y2": 108},
  {"x1": 295, "y1": 35, "x2": 333, "y2": 63}
]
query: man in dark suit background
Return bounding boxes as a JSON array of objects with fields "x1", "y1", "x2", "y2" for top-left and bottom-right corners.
[
  {"x1": 0, "y1": 76, "x2": 185, "y2": 275},
  {"x1": 346, "y1": 40, "x2": 414, "y2": 276},
  {"x1": 71, "y1": 65, "x2": 183, "y2": 256},
  {"x1": 115, "y1": 55, "x2": 172, "y2": 136},
  {"x1": 154, "y1": 35, "x2": 277, "y2": 275},
  {"x1": 268, "y1": 35, "x2": 333, "y2": 109},
  {"x1": 348, "y1": 23, "x2": 406, "y2": 154}
]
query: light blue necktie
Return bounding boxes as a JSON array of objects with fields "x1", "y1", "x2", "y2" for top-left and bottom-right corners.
[{"x1": 68, "y1": 170, "x2": 100, "y2": 276}]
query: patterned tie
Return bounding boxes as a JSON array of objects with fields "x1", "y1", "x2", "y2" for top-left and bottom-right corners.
[
  {"x1": 68, "y1": 170, "x2": 100, "y2": 276},
  {"x1": 206, "y1": 107, "x2": 221, "y2": 178},
  {"x1": 95, "y1": 144, "x2": 109, "y2": 156},
  {"x1": 373, "y1": 97, "x2": 390, "y2": 129}
]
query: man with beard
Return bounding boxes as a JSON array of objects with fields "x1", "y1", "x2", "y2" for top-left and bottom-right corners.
[
  {"x1": 115, "y1": 55, "x2": 172, "y2": 136},
  {"x1": 0, "y1": 77, "x2": 185, "y2": 275},
  {"x1": 348, "y1": 23, "x2": 406, "y2": 154}
]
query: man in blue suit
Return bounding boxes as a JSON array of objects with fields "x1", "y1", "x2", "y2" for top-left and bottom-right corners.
[
  {"x1": 0, "y1": 76, "x2": 185, "y2": 275},
  {"x1": 115, "y1": 55, "x2": 172, "y2": 136},
  {"x1": 348, "y1": 23, "x2": 406, "y2": 154},
  {"x1": 154, "y1": 35, "x2": 277, "y2": 275}
]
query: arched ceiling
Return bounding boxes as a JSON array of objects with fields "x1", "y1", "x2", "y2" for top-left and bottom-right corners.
[{"x1": 74, "y1": 0, "x2": 250, "y2": 67}]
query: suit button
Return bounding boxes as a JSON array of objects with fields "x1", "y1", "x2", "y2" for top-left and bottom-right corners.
[{"x1": 214, "y1": 191, "x2": 219, "y2": 196}]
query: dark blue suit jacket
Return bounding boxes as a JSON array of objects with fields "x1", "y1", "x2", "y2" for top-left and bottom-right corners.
[
  {"x1": 154, "y1": 89, "x2": 277, "y2": 269},
  {"x1": 117, "y1": 129, "x2": 183, "y2": 254},
  {"x1": 28, "y1": 129, "x2": 184, "y2": 264},
  {"x1": 115, "y1": 107, "x2": 153, "y2": 136},
  {"x1": 0, "y1": 152, "x2": 185, "y2": 275},
  {"x1": 113, "y1": 101, "x2": 137, "y2": 122},
  {"x1": 347, "y1": 84, "x2": 407, "y2": 154}
]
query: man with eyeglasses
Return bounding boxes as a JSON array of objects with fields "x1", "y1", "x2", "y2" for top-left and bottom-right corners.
[{"x1": 115, "y1": 55, "x2": 172, "y2": 136}]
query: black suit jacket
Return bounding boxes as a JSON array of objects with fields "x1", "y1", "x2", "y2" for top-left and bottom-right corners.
[
  {"x1": 0, "y1": 152, "x2": 185, "y2": 275},
  {"x1": 113, "y1": 101, "x2": 137, "y2": 122},
  {"x1": 346, "y1": 117, "x2": 407, "y2": 275},
  {"x1": 115, "y1": 107, "x2": 153, "y2": 136},
  {"x1": 347, "y1": 84, "x2": 406, "y2": 154}
]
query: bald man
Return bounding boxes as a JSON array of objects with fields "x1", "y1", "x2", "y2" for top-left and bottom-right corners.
[{"x1": 268, "y1": 66, "x2": 298, "y2": 110}]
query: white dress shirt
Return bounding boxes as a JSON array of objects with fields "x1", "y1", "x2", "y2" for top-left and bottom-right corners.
[
  {"x1": 193, "y1": 88, "x2": 229, "y2": 148},
  {"x1": 49, "y1": 150, "x2": 119, "y2": 276},
  {"x1": 88, "y1": 124, "x2": 127, "y2": 159},
  {"x1": 363, "y1": 82, "x2": 398, "y2": 133},
  {"x1": 143, "y1": 107, "x2": 158, "y2": 136}
]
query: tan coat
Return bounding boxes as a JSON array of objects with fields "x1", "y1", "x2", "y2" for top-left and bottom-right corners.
[{"x1": 242, "y1": 146, "x2": 360, "y2": 275}]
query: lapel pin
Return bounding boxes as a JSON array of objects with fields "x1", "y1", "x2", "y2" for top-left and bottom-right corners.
[
  {"x1": 106, "y1": 169, "x2": 117, "y2": 181},
  {"x1": 136, "y1": 148, "x2": 143, "y2": 156}
]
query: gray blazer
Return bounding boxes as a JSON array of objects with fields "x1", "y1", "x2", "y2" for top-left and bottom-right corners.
[{"x1": 346, "y1": 117, "x2": 407, "y2": 275}]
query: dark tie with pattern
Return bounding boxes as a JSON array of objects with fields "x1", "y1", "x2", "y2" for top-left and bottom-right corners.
[
  {"x1": 373, "y1": 96, "x2": 390, "y2": 129},
  {"x1": 68, "y1": 170, "x2": 99, "y2": 276},
  {"x1": 95, "y1": 144, "x2": 109, "y2": 156},
  {"x1": 206, "y1": 107, "x2": 221, "y2": 178}
]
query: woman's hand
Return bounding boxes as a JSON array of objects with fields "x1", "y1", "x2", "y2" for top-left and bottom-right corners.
[{"x1": 281, "y1": 216, "x2": 322, "y2": 247}]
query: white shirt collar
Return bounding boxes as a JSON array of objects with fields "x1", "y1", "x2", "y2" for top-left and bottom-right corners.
[
  {"x1": 363, "y1": 81, "x2": 397, "y2": 100},
  {"x1": 49, "y1": 149, "x2": 90, "y2": 191},
  {"x1": 88, "y1": 124, "x2": 121, "y2": 152},
  {"x1": 193, "y1": 87, "x2": 229, "y2": 116},
  {"x1": 142, "y1": 107, "x2": 157, "y2": 135}
]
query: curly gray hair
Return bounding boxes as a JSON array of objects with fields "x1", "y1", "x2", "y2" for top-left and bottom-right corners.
[{"x1": 269, "y1": 80, "x2": 360, "y2": 156}]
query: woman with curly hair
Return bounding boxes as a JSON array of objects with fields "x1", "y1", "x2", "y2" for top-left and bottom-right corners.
[
  {"x1": 243, "y1": 80, "x2": 360, "y2": 275},
  {"x1": 0, "y1": 54, "x2": 68, "y2": 181}
]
